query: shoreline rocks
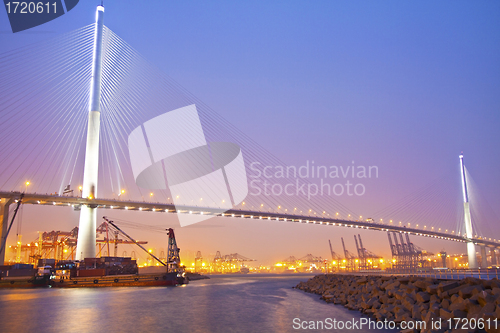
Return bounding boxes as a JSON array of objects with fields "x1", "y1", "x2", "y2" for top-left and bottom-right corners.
[{"x1": 295, "y1": 274, "x2": 500, "y2": 333}]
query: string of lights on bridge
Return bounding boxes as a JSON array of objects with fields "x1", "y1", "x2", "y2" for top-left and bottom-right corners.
[{"x1": 16, "y1": 180, "x2": 500, "y2": 247}]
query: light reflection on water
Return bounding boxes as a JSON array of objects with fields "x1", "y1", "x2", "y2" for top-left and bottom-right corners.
[{"x1": 0, "y1": 275, "x2": 397, "y2": 333}]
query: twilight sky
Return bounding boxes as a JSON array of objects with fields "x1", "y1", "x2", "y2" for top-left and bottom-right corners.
[{"x1": 1, "y1": 1, "x2": 499, "y2": 265}]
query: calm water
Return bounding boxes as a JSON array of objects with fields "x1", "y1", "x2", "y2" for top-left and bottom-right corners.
[{"x1": 0, "y1": 274, "x2": 397, "y2": 333}]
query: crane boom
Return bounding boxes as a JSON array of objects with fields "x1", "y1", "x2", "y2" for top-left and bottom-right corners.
[{"x1": 103, "y1": 216, "x2": 166, "y2": 266}]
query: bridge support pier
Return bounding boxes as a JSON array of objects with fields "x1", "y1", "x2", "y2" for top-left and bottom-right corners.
[
  {"x1": 490, "y1": 248, "x2": 497, "y2": 266},
  {"x1": 480, "y1": 246, "x2": 488, "y2": 268},
  {"x1": 0, "y1": 198, "x2": 14, "y2": 265},
  {"x1": 460, "y1": 155, "x2": 478, "y2": 269},
  {"x1": 75, "y1": 5, "x2": 104, "y2": 260}
]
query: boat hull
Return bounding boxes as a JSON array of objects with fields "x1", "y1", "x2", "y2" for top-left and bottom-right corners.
[
  {"x1": 0, "y1": 275, "x2": 51, "y2": 288},
  {"x1": 50, "y1": 272, "x2": 181, "y2": 288}
]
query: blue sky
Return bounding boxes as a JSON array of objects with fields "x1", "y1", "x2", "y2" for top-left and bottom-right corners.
[{"x1": 1, "y1": 1, "x2": 499, "y2": 263}]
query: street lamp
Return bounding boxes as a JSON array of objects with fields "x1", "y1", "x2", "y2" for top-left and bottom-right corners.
[{"x1": 25, "y1": 181, "x2": 30, "y2": 193}]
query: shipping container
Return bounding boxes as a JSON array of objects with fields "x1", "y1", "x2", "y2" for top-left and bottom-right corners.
[{"x1": 77, "y1": 269, "x2": 106, "y2": 277}]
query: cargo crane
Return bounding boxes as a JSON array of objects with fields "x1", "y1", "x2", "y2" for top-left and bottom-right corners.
[
  {"x1": 387, "y1": 231, "x2": 429, "y2": 272},
  {"x1": 212, "y1": 251, "x2": 255, "y2": 273},
  {"x1": 194, "y1": 251, "x2": 203, "y2": 272},
  {"x1": 96, "y1": 221, "x2": 147, "y2": 259},
  {"x1": 358, "y1": 234, "x2": 382, "y2": 270},
  {"x1": 213, "y1": 251, "x2": 223, "y2": 273},
  {"x1": 328, "y1": 240, "x2": 342, "y2": 271},
  {"x1": 353, "y1": 235, "x2": 381, "y2": 270},
  {"x1": 354, "y1": 235, "x2": 364, "y2": 269},
  {"x1": 166, "y1": 228, "x2": 182, "y2": 273},
  {"x1": 341, "y1": 237, "x2": 357, "y2": 271}
]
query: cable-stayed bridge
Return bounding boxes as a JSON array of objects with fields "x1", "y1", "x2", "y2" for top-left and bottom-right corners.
[{"x1": 0, "y1": 6, "x2": 498, "y2": 268}]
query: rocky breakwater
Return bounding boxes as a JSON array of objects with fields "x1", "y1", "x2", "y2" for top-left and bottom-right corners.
[{"x1": 295, "y1": 275, "x2": 500, "y2": 333}]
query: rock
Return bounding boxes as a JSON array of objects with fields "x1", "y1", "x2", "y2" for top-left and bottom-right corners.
[
  {"x1": 459, "y1": 284, "x2": 483, "y2": 298},
  {"x1": 427, "y1": 284, "x2": 439, "y2": 294},
  {"x1": 451, "y1": 309, "x2": 467, "y2": 319},
  {"x1": 401, "y1": 329, "x2": 416, "y2": 333},
  {"x1": 439, "y1": 308, "x2": 453, "y2": 320},
  {"x1": 440, "y1": 298, "x2": 450, "y2": 310},
  {"x1": 410, "y1": 304, "x2": 420, "y2": 316},
  {"x1": 372, "y1": 300, "x2": 381, "y2": 309},
  {"x1": 438, "y1": 281, "x2": 460, "y2": 292},
  {"x1": 430, "y1": 294, "x2": 440, "y2": 303},
  {"x1": 403, "y1": 297, "x2": 415, "y2": 311},
  {"x1": 356, "y1": 277, "x2": 368, "y2": 285},
  {"x1": 385, "y1": 280, "x2": 401, "y2": 291},
  {"x1": 478, "y1": 291, "x2": 496, "y2": 307},
  {"x1": 398, "y1": 277, "x2": 410, "y2": 283},
  {"x1": 446, "y1": 283, "x2": 471, "y2": 296},
  {"x1": 402, "y1": 284, "x2": 418, "y2": 293},
  {"x1": 480, "y1": 302, "x2": 496, "y2": 314},
  {"x1": 449, "y1": 297, "x2": 466, "y2": 312},
  {"x1": 414, "y1": 280, "x2": 432, "y2": 290},
  {"x1": 379, "y1": 295, "x2": 389, "y2": 304},
  {"x1": 416, "y1": 291, "x2": 431, "y2": 303}
]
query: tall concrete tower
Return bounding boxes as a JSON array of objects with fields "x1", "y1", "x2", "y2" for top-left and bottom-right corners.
[
  {"x1": 460, "y1": 154, "x2": 477, "y2": 269},
  {"x1": 75, "y1": 5, "x2": 104, "y2": 260}
]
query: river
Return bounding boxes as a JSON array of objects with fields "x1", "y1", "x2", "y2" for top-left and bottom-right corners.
[{"x1": 0, "y1": 274, "x2": 398, "y2": 332}]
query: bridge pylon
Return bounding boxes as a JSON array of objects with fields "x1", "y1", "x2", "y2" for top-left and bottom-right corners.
[
  {"x1": 460, "y1": 154, "x2": 478, "y2": 269},
  {"x1": 0, "y1": 198, "x2": 14, "y2": 265},
  {"x1": 75, "y1": 5, "x2": 105, "y2": 260}
]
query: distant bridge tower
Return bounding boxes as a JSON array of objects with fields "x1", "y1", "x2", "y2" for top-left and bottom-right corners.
[
  {"x1": 460, "y1": 154, "x2": 478, "y2": 269},
  {"x1": 75, "y1": 5, "x2": 105, "y2": 260}
]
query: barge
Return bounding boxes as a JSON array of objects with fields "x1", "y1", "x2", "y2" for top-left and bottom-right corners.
[{"x1": 0, "y1": 218, "x2": 188, "y2": 288}]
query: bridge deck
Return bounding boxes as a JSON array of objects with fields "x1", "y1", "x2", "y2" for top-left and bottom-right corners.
[{"x1": 1, "y1": 191, "x2": 498, "y2": 248}]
